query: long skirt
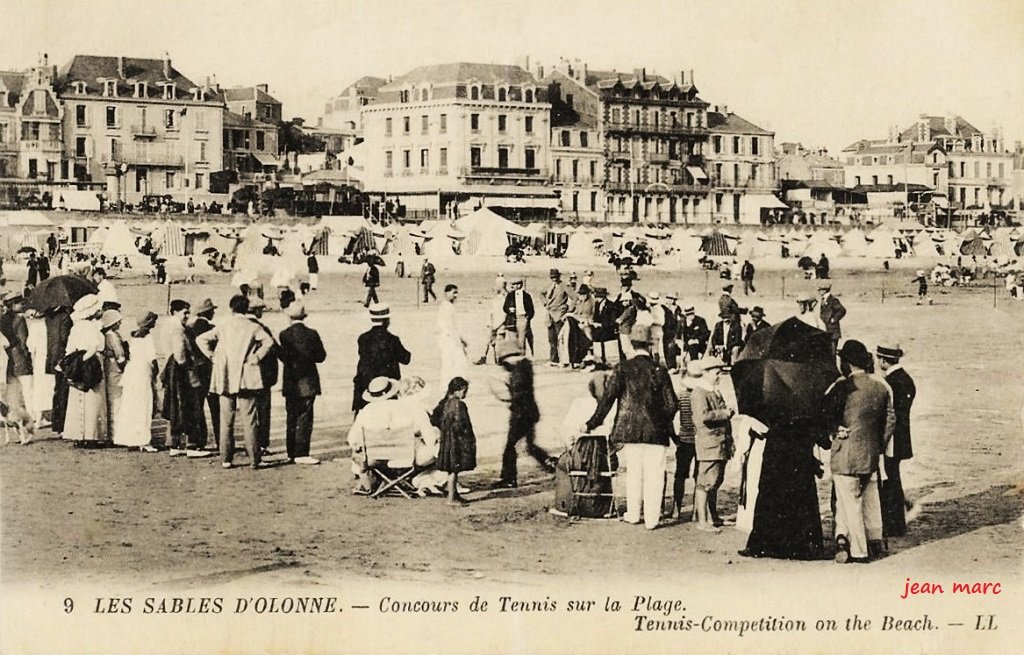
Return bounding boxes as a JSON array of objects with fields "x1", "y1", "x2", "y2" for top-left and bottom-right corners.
[{"x1": 63, "y1": 379, "x2": 109, "y2": 443}]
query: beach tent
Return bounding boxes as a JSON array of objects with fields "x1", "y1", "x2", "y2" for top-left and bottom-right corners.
[
  {"x1": 958, "y1": 232, "x2": 988, "y2": 256},
  {"x1": 909, "y1": 233, "x2": 941, "y2": 258},
  {"x1": 840, "y1": 228, "x2": 869, "y2": 256},
  {"x1": 863, "y1": 229, "x2": 901, "y2": 258},
  {"x1": 422, "y1": 222, "x2": 465, "y2": 259},
  {"x1": 799, "y1": 231, "x2": 843, "y2": 259},
  {"x1": 454, "y1": 207, "x2": 533, "y2": 257},
  {"x1": 700, "y1": 230, "x2": 735, "y2": 257},
  {"x1": 100, "y1": 221, "x2": 141, "y2": 258},
  {"x1": 564, "y1": 226, "x2": 605, "y2": 259}
]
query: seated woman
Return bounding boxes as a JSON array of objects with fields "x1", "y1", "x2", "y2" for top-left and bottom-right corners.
[
  {"x1": 346, "y1": 376, "x2": 445, "y2": 496},
  {"x1": 551, "y1": 372, "x2": 616, "y2": 518}
]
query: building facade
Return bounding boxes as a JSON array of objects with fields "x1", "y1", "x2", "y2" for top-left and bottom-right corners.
[
  {"x1": 361, "y1": 63, "x2": 556, "y2": 220},
  {"x1": 705, "y1": 107, "x2": 781, "y2": 224},
  {"x1": 223, "y1": 84, "x2": 282, "y2": 125},
  {"x1": 777, "y1": 142, "x2": 845, "y2": 186},
  {"x1": 58, "y1": 54, "x2": 225, "y2": 204},
  {"x1": 0, "y1": 56, "x2": 63, "y2": 181},
  {"x1": 222, "y1": 110, "x2": 279, "y2": 179},
  {"x1": 321, "y1": 76, "x2": 385, "y2": 132}
]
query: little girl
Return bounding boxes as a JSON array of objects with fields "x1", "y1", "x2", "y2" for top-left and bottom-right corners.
[{"x1": 431, "y1": 377, "x2": 476, "y2": 506}]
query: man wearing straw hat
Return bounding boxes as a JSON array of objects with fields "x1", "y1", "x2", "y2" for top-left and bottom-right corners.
[
  {"x1": 543, "y1": 269, "x2": 570, "y2": 367},
  {"x1": 876, "y1": 341, "x2": 916, "y2": 537},
  {"x1": 353, "y1": 303, "x2": 411, "y2": 414},
  {"x1": 818, "y1": 283, "x2": 846, "y2": 353},
  {"x1": 279, "y1": 302, "x2": 325, "y2": 465}
]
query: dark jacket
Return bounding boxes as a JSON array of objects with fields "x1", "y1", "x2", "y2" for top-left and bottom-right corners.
[
  {"x1": 744, "y1": 318, "x2": 771, "y2": 342},
  {"x1": 187, "y1": 316, "x2": 216, "y2": 389},
  {"x1": 591, "y1": 298, "x2": 619, "y2": 342},
  {"x1": 718, "y1": 293, "x2": 746, "y2": 321},
  {"x1": 279, "y1": 321, "x2": 326, "y2": 398},
  {"x1": 1, "y1": 313, "x2": 32, "y2": 377},
  {"x1": 682, "y1": 315, "x2": 710, "y2": 356},
  {"x1": 709, "y1": 318, "x2": 744, "y2": 363},
  {"x1": 826, "y1": 372, "x2": 894, "y2": 476},
  {"x1": 250, "y1": 317, "x2": 279, "y2": 388},
  {"x1": 352, "y1": 326, "x2": 411, "y2": 410},
  {"x1": 741, "y1": 261, "x2": 755, "y2": 281},
  {"x1": 819, "y1": 294, "x2": 846, "y2": 338},
  {"x1": 363, "y1": 264, "x2": 380, "y2": 288},
  {"x1": 307, "y1": 255, "x2": 319, "y2": 274},
  {"x1": 884, "y1": 367, "x2": 916, "y2": 461},
  {"x1": 586, "y1": 352, "x2": 677, "y2": 447},
  {"x1": 502, "y1": 290, "x2": 535, "y2": 321},
  {"x1": 45, "y1": 310, "x2": 72, "y2": 374},
  {"x1": 506, "y1": 358, "x2": 540, "y2": 425},
  {"x1": 421, "y1": 262, "x2": 436, "y2": 282}
]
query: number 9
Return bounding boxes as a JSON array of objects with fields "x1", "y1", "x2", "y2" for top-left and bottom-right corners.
[{"x1": 63, "y1": 598, "x2": 74, "y2": 613}]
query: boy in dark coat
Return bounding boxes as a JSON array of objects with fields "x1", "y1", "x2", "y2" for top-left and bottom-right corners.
[{"x1": 492, "y1": 339, "x2": 554, "y2": 488}]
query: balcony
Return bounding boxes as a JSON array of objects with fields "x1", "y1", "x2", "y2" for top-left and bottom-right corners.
[
  {"x1": 604, "y1": 121, "x2": 710, "y2": 137},
  {"x1": 604, "y1": 180, "x2": 709, "y2": 194},
  {"x1": 104, "y1": 142, "x2": 184, "y2": 167},
  {"x1": 131, "y1": 125, "x2": 158, "y2": 138},
  {"x1": 460, "y1": 166, "x2": 549, "y2": 184},
  {"x1": 647, "y1": 152, "x2": 670, "y2": 164},
  {"x1": 20, "y1": 139, "x2": 64, "y2": 153}
]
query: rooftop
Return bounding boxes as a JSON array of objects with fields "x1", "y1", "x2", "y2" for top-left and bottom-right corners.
[
  {"x1": 58, "y1": 55, "x2": 200, "y2": 93},
  {"x1": 707, "y1": 111, "x2": 772, "y2": 136},
  {"x1": 382, "y1": 62, "x2": 537, "y2": 89},
  {"x1": 223, "y1": 110, "x2": 276, "y2": 129},
  {"x1": 0, "y1": 71, "x2": 26, "y2": 101},
  {"x1": 223, "y1": 85, "x2": 282, "y2": 105}
]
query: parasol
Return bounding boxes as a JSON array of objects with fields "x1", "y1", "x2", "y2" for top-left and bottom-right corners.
[
  {"x1": 730, "y1": 317, "x2": 839, "y2": 429},
  {"x1": 27, "y1": 275, "x2": 98, "y2": 312},
  {"x1": 201, "y1": 246, "x2": 220, "y2": 256},
  {"x1": 18, "y1": 246, "x2": 37, "y2": 254}
]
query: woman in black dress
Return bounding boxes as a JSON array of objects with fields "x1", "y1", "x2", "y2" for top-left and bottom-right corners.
[{"x1": 431, "y1": 377, "x2": 476, "y2": 506}]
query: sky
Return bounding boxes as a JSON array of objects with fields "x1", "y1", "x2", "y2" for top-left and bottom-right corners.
[{"x1": 3, "y1": 0, "x2": 1023, "y2": 155}]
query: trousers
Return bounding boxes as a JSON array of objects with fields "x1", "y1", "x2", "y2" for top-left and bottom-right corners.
[
  {"x1": 255, "y1": 388, "x2": 271, "y2": 449},
  {"x1": 51, "y1": 372, "x2": 69, "y2": 433},
  {"x1": 500, "y1": 418, "x2": 550, "y2": 483},
  {"x1": 219, "y1": 393, "x2": 259, "y2": 466},
  {"x1": 672, "y1": 442, "x2": 697, "y2": 506},
  {"x1": 546, "y1": 317, "x2": 564, "y2": 362},
  {"x1": 622, "y1": 444, "x2": 668, "y2": 529},
  {"x1": 285, "y1": 396, "x2": 315, "y2": 459},
  {"x1": 833, "y1": 472, "x2": 883, "y2": 558}
]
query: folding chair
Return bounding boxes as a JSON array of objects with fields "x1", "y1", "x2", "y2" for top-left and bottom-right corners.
[
  {"x1": 362, "y1": 429, "x2": 423, "y2": 500},
  {"x1": 566, "y1": 434, "x2": 619, "y2": 519}
]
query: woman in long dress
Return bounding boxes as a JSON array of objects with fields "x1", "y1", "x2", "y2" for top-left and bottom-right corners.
[
  {"x1": 100, "y1": 310, "x2": 127, "y2": 440},
  {"x1": 436, "y1": 285, "x2": 469, "y2": 391},
  {"x1": 63, "y1": 295, "x2": 108, "y2": 445},
  {"x1": 114, "y1": 312, "x2": 159, "y2": 449}
]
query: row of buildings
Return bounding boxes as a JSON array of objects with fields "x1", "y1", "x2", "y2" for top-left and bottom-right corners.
[{"x1": 2, "y1": 52, "x2": 1022, "y2": 224}]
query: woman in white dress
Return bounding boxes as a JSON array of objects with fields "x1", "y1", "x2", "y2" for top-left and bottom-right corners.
[
  {"x1": 436, "y1": 284, "x2": 469, "y2": 391},
  {"x1": 62, "y1": 294, "x2": 108, "y2": 445},
  {"x1": 114, "y1": 312, "x2": 159, "y2": 450}
]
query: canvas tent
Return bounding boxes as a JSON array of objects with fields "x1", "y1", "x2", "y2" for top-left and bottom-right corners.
[{"x1": 454, "y1": 207, "x2": 533, "y2": 256}]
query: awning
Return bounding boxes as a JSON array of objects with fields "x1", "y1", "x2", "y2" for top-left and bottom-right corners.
[
  {"x1": 686, "y1": 166, "x2": 709, "y2": 181},
  {"x1": 932, "y1": 196, "x2": 949, "y2": 208},
  {"x1": 761, "y1": 195, "x2": 789, "y2": 209},
  {"x1": 486, "y1": 196, "x2": 559, "y2": 209},
  {"x1": 252, "y1": 153, "x2": 280, "y2": 167}
]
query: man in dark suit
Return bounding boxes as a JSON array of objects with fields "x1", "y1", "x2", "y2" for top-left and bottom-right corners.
[
  {"x1": 826, "y1": 340, "x2": 895, "y2": 563},
  {"x1": 584, "y1": 323, "x2": 677, "y2": 530},
  {"x1": 681, "y1": 306, "x2": 710, "y2": 362},
  {"x1": 744, "y1": 306, "x2": 771, "y2": 342},
  {"x1": 718, "y1": 283, "x2": 747, "y2": 322},
  {"x1": 362, "y1": 258, "x2": 380, "y2": 307},
  {"x1": 279, "y1": 302, "x2": 325, "y2": 464},
  {"x1": 590, "y1": 287, "x2": 618, "y2": 366},
  {"x1": 708, "y1": 311, "x2": 744, "y2": 365},
  {"x1": 740, "y1": 259, "x2": 756, "y2": 296},
  {"x1": 876, "y1": 342, "x2": 916, "y2": 537},
  {"x1": 492, "y1": 340, "x2": 553, "y2": 488},
  {"x1": 352, "y1": 303, "x2": 411, "y2": 413},
  {"x1": 44, "y1": 305, "x2": 72, "y2": 434},
  {"x1": 818, "y1": 283, "x2": 847, "y2": 352},
  {"x1": 248, "y1": 298, "x2": 280, "y2": 456},
  {"x1": 502, "y1": 278, "x2": 535, "y2": 356},
  {"x1": 187, "y1": 298, "x2": 219, "y2": 448}
]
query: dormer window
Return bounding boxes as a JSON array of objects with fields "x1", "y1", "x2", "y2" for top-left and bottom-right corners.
[
  {"x1": 191, "y1": 88, "x2": 203, "y2": 101},
  {"x1": 134, "y1": 82, "x2": 147, "y2": 98},
  {"x1": 71, "y1": 81, "x2": 87, "y2": 95},
  {"x1": 420, "y1": 88, "x2": 428, "y2": 102},
  {"x1": 103, "y1": 80, "x2": 117, "y2": 97},
  {"x1": 498, "y1": 88, "x2": 506, "y2": 102},
  {"x1": 470, "y1": 85, "x2": 479, "y2": 100},
  {"x1": 525, "y1": 89, "x2": 534, "y2": 102},
  {"x1": 163, "y1": 83, "x2": 176, "y2": 100}
]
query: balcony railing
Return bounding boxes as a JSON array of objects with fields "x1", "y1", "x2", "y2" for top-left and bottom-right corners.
[
  {"x1": 461, "y1": 166, "x2": 548, "y2": 180},
  {"x1": 604, "y1": 180, "x2": 709, "y2": 194},
  {"x1": 605, "y1": 121, "x2": 710, "y2": 137},
  {"x1": 131, "y1": 125, "x2": 158, "y2": 138},
  {"x1": 710, "y1": 179, "x2": 777, "y2": 190},
  {"x1": 104, "y1": 142, "x2": 184, "y2": 167},
  {"x1": 20, "y1": 139, "x2": 64, "y2": 152},
  {"x1": 647, "y1": 152, "x2": 670, "y2": 164}
]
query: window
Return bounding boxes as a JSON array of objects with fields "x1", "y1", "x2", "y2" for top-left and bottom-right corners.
[
  {"x1": 166, "y1": 171, "x2": 175, "y2": 188},
  {"x1": 751, "y1": 165, "x2": 758, "y2": 181},
  {"x1": 524, "y1": 116, "x2": 533, "y2": 133},
  {"x1": 887, "y1": 174, "x2": 893, "y2": 185},
  {"x1": 732, "y1": 136, "x2": 741, "y2": 154},
  {"x1": 713, "y1": 135, "x2": 722, "y2": 154},
  {"x1": 253, "y1": 131, "x2": 263, "y2": 151},
  {"x1": 590, "y1": 191, "x2": 597, "y2": 211},
  {"x1": 164, "y1": 109, "x2": 176, "y2": 129},
  {"x1": 635, "y1": 110, "x2": 641, "y2": 125},
  {"x1": 871, "y1": 175, "x2": 879, "y2": 185},
  {"x1": 385, "y1": 151, "x2": 393, "y2": 170},
  {"x1": 76, "y1": 105, "x2": 87, "y2": 127},
  {"x1": 439, "y1": 147, "x2": 447, "y2": 168},
  {"x1": 555, "y1": 159, "x2": 561, "y2": 177},
  {"x1": 974, "y1": 162, "x2": 980, "y2": 178},
  {"x1": 960, "y1": 162, "x2": 966, "y2": 177},
  {"x1": 135, "y1": 82, "x2": 147, "y2": 98},
  {"x1": 421, "y1": 115, "x2": 428, "y2": 134},
  {"x1": 560, "y1": 130, "x2": 570, "y2": 147},
  {"x1": 974, "y1": 188, "x2": 979, "y2": 204},
  {"x1": 470, "y1": 113, "x2": 479, "y2": 131},
  {"x1": 403, "y1": 150, "x2": 410, "y2": 169},
  {"x1": 524, "y1": 148, "x2": 535, "y2": 169},
  {"x1": 734, "y1": 163, "x2": 740, "y2": 183},
  {"x1": 572, "y1": 191, "x2": 579, "y2": 212},
  {"x1": 403, "y1": 116, "x2": 410, "y2": 134},
  {"x1": 498, "y1": 115, "x2": 507, "y2": 132},
  {"x1": 385, "y1": 117, "x2": 392, "y2": 136},
  {"x1": 195, "y1": 111, "x2": 205, "y2": 131},
  {"x1": 999, "y1": 163, "x2": 1005, "y2": 178},
  {"x1": 498, "y1": 148, "x2": 509, "y2": 169},
  {"x1": 611, "y1": 108, "x2": 620, "y2": 123},
  {"x1": 580, "y1": 131, "x2": 588, "y2": 147},
  {"x1": 103, "y1": 80, "x2": 116, "y2": 97},
  {"x1": 470, "y1": 147, "x2": 481, "y2": 167},
  {"x1": 498, "y1": 88, "x2": 506, "y2": 101},
  {"x1": 199, "y1": 141, "x2": 207, "y2": 161},
  {"x1": 986, "y1": 162, "x2": 992, "y2": 178},
  {"x1": 525, "y1": 89, "x2": 533, "y2": 102},
  {"x1": 421, "y1": 88, "x2": 428, "y2": 102},
  {"x1": 572, "y1": 159, "x2": 578, "y2": 181},
  {"x1": 751, "y1": 137, "x2": 759, "y2": 156},
  {"x1": 420, "y1": 148, "x2": 429, "y2": 168},
  {"x1": 163, "y1": 84, "x2": 175, "y2": 100},
  {"x1": 194, "y1": 173, "x2": 204, "y2": 190},
  {"x1": 470, "y1": 86, "x2": 479, "y2": 100},
  {"x1": 590, "y1": 161, "x2": 596, "y2": 179},
  {"x1": 439, "y1": 114, "x2": 447, "y2": 133},
  {"x1": 28, "y1": 159, "x2": 37, "y2": 178},
  {"x1": 854, "y1": 175, "x2": 861, "y2": 186},
  {"x1": 75, "y1": 136, "x2": 87, "y2": 157},
  {"x1": 104, "y1": 106, "x2": 116, "y2": 128}
]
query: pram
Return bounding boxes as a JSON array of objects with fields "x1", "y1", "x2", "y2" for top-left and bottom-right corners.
[{"x1": 553, "y1": 434, "x2": 618, "y2": 518}]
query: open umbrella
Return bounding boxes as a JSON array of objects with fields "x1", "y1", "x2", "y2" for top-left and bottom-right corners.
[
  {"x1": 201, "y1": 246, "x2": 220, "y2": 256},
  {"x1": 17, "y1": 246, "x2": 37, "y2": 254},
  {"x1": 730, "y1": 317, "x2": 839, "y2": 429},
  {"x1": 27, "y1": 274, "x2": 98, "y2": 312}
]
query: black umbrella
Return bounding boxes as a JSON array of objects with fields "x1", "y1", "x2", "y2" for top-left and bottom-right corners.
[
  {"x1": 18, "y1": 246, "x2": 37, "y2": 254},
  {"x1": 201, "y1": 246, "x2": 220, "y2": 256},
  {"x1": 27, "y1": 274, "x2": 98, "y2": 312},
  {"x1": 730, "y1": 317, "x2": 839, "y2": 429}
]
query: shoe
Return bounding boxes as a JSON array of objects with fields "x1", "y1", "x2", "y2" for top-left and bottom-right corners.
[
  {"x1": 619, "y1": 517, "x2": 641, "y2": 525},
  {"x1": 834, "y1": 535, "x2": 851, "y2": 563},
  {"x1": 294, "y1": 456, "x2": 320, "y2": 465},
  {"x1": 490, "y1": 479, "x2": 517, "y2": 489},
  {"x1": 186, "y1": 449, "x2": 213, "y2": 458},
  {"x1": 169, "y1": 449, "x2": 187, "y2": 457},
  {"x1": 543, "y1": 456, "x2": 559, "y2": 473},
  {"x1": 140, "y1": 445, "x2": 159, "y2": 453},
  {"x1": 456, "y1": 484, "x2": 470, "y2": 494},
  {"x1": 695, "y1": 523, "x2": 721, "y2": 533},
  {"x1": 221, "y1": 462, "x2": 233, "y2": 469},
  {"x1": 258, "y1": 448, "x2": 272, "y2": 457}
]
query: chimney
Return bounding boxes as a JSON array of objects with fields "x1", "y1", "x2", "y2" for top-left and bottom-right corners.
[
  {"x1": 680, "y1": 70, "x2": 686, "y2": 85},
  {"x1": 117, "y1": 56, "x2": 125, "y2": 79},
  {"x1": 535, "y1": 63, "x2": 545, "y2": 80},
  {"x1": 256, "y1": 83, "x2": 269, "y2": 93},
  {"x1": 690, "y1": 69, "x2": 694, "y2": 86},
  {"x1": 163, "y1": 52, "x2": 171, "y2": 79},
  {"x1": 581, "y1": 62, "x2": 587, "y2": 84},
  {"x1": 722, "y1": 104, "x2": 729, "y2": 115}
]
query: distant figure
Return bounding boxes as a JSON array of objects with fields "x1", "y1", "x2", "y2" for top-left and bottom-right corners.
[
  {"x1": 815, "y1": 254, "x2": 831, "y2": 280},
  {"x1": 26, "y1": 253, "x2": 39, "y2": 288},
  {"x1": 306, "y1": 252, "x2": 319, "y2": 291},
  {"x1": 46, "y1": 233, "x2": 58, "y2": 257},
  {"x1": 420, "y1": 259, "x2": 437, "y2": 303},
  {"x1": 362, "y1": 258, "x2": 380, "y2": 307},
  {"x1": 818, "y1": 283, "x2": 846, "y2": 352},
  {"x1": 37, "y1": 254, "x2": 51, "y2": 282},
  {"x1": 278, "y1": 302, "x2": 326, "y2": 465},
  {"x1": 740, "y1": 259, "x2": 756, "y2": 296},
  {"x1": 911, "y1": 269, "x2": 931, "y2": 305},
  {"x1": 744, "y1": 306, "x2": 771, "y2": 342}
]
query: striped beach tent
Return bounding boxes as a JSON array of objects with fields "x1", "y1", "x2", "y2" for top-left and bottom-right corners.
[{"x1": 700, "y1": 230, "x2": 734, "y2": 257}]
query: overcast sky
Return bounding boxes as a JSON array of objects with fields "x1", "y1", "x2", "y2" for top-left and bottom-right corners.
[{"x1": 4, "y1": 0, "x2": 1023, "y2": 154}]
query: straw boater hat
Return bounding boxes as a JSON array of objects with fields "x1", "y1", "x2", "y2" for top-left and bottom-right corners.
[
  {"x1": 368, "y1": 302, "x2": 390, "y2": 324},
  {"x1": 682, "y1": 359, "x2": 704, "y2": 388},
  {"x1": 495, "y1": 339, "x2": 524, "y2": 363},
  {"x1": 701, "y1": 355, "x2": 729, "y2": 372},
  {"x1": 100, "y1": 309, "x2": 123, "y2": 330},
  {"x1": 666, "y1": 291, "x2": 678, "y2": 300},
  {"x1": 684, "y1": 306, "x2": 695, "y2": 315},
  {"x1": 648, "y1": 291, "x2": 661, "y2": 302},
  {"x1": 363, "y1": 376, "x2": 400, "y2": 402},
  {"x1": 875, "y1": 341, "x2": 904, "y2": 361},
  {"x1": 195, "y1": 298, "x2": 217, "y2": 315},
  {"x1": 285, "y1": 302, "x2": 308, "y2": 320},
  {"x1": 71, "y1": 294, "x2": 102, "y2": 321}
]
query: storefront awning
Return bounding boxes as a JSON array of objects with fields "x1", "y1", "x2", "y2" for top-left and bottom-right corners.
[
  {"x1": 252, "y1": 153, "x2": 280, "y2": 167},
  {"x1": 686, "y1": 166, "x2": 709, "y2": 181},
  {"x1": 932, "y1": 196, "x2": 949, "y2": 208}
]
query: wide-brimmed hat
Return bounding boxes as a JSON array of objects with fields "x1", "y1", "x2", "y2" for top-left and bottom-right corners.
[
  {"x1": 136, "y1": 311, "x2": 158, "y2": 331},
  {"x1": 722, "y1": 282, "x2": 734, "y2": 291},
  {"x1": 666, "y1": 291, "x2": 678, "y2": 300},
  {"x1": 71, "y1": 294, "x2": 102, "y2": 321},
  {"x1": 195, "y1": 298, "x2": 216, "y2": 315},
  {"x1": 682, "y1": 360, "x2": 704, "y2": 388},
  {"x1": 818, "y1": 282, "x2": 832, "y2": 292},
  {"x1": 683, "y1": 306, "x2": 695, "y2": 315},
  {"x1": 363, "y1": 376, "x2": 400, "y2": 402},
  {"x1": 549, "y1": 268, "x2": 561, "y2": 278},
  {"x1": 368, "y1": 302, "x2": 390, "y2": 323},
  {"x1": 577, "y1": 284, "x2": 591, "y2": 295},
  {"x1": 495, "y1": 338, "x2": 525, "y2": 363},
  {"x1": 876, "y1": 341, "x2": 904, "y2": 361},
  {"x1": 593, "y1": 287, "x2": 608, "y2": 298},
  {"x1": 100, "y1": 309, "x2": 123, "y2": 330},
  {"x1": 648, "y1": 291, "x2": 661, "y2": 301},
  {"x1": 838, "y1": 340, "x2": 873, "y2": 370},
  {"x1": 750, "y1": 306, "x2": 765, "y2": 317},
  {"x1": 508, "y1": 277, "x2": 524, "y2": 287},
  {"x1": 701, "y1": 356, "x2": 729, "y2": 372},
  {"x1": 285, "y1": 302, "x2": 308, "y2": 320}
]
